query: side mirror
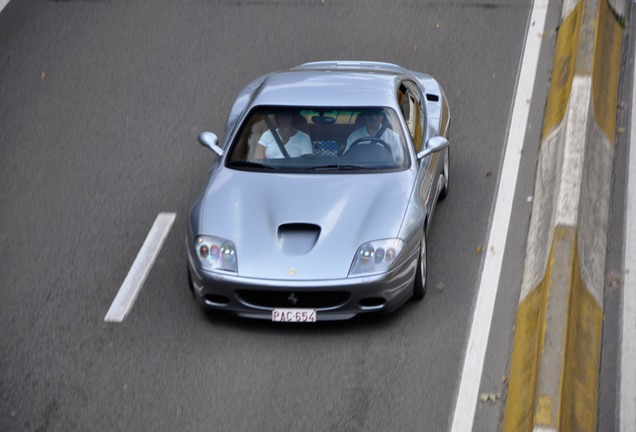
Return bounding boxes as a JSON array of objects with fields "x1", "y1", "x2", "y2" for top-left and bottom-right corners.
[
  {"x1": 417, "y1": 136, "x2": 449, "y2": 159},
  {"x1": 198, "y1": 132, "x2": 223, "y2": 157}
]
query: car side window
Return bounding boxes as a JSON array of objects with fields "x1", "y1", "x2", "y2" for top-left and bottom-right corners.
[{"x1": 398, "y1": 82, "x2": 425, "y2": 152}]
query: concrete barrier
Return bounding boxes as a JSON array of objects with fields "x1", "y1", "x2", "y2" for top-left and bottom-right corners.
[{"x1": 503, "y1": 0, "x2": 623, "y2": 430}]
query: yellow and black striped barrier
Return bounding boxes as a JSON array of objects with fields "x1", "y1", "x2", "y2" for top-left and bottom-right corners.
[{"x1": 503, "y1": 0, "x2": 623, "y2": 430}]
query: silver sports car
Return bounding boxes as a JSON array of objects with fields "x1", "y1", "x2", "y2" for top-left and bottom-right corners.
[{"x1": 187, "y1": 61, "x2": 450, "y2": 321}]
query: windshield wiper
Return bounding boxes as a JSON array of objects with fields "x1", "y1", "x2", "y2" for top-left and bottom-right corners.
[
  {"x1": 305, "y1": 164, "x2": 366, "y2": 171},
  {"x1": 229, "y1": 160, "x2": 277, "y2": 170}
]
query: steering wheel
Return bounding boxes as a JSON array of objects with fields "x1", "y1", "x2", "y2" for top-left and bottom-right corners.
[{"x1": 346, "y1": 137, "x2": 392, "y2": 153}]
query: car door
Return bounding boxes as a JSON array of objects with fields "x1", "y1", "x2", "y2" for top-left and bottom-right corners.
[{"x1": 399, "y1": 81, "x2": 441, "y2": 223}]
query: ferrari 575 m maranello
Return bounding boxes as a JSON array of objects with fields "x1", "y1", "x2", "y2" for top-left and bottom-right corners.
[{"x1": 187, "y1": 61, "x2": 451, "y2": 321}]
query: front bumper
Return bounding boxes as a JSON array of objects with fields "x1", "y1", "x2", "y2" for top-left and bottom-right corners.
[{"x1": 186, "y1": 248, "x2": 417, "y2": 321}]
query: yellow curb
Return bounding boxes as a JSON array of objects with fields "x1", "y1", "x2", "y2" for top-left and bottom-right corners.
[
  {"x1": 503, "y1": 264, "x2": 549, "y2": 431},
  {"x1": 592, "y1": 0, "x2": 622, "y2": 143},
  {"x1": 542, "y1": 2, "x2": 583, "y2": 140},
  {"x1": 504, "y1": 228, "x2": 603, "y2": 431}
]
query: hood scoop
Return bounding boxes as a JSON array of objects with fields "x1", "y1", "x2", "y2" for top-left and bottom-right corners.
[{"x1": 278, "y1": 223, "x2": 321, "y2": 256}]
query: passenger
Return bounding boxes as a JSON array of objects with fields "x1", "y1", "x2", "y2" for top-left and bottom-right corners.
[
  {"x1": 344, "y1": 109, "x2": 402, "y2": 162},
  {"x1": 253, "y1": 112, "x2": 312, "y2": 159},
  {"x1": 247, "y1": 119, "x2": 267, "y2": 160}
]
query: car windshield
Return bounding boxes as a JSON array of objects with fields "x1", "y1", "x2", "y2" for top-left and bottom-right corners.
[{"x1": 226, "y1": 106, "x2": 409, "y2": 172}]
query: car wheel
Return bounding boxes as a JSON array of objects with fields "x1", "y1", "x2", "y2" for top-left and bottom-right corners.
[
  {"x1": 439, "y1": 147, "x2": 450, "y2": 200},
  {"x1": 412, "y1": 230, "x2": 427, "y2": 300},
  {"x1": 187, "y1": 266, "x2": 195, "y2": 295}
]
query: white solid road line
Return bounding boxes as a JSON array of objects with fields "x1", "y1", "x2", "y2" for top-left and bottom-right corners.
[
  {"x1": 449, "y1": 1, "x2": 549, "y2": 431},
  {"x1": 620, "y1": 33, "x2": 636, "y2": 432},
  {"x1": 0, "y1": 0, "x2": 11, "y2": 14},
  {"x1": 104, "y1": 212, "x2": 176, "y2": 323}
]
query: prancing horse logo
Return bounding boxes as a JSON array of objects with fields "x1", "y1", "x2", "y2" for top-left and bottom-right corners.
[{"x1": 288, "y1": 293, "x2": 298, "y2": 305}]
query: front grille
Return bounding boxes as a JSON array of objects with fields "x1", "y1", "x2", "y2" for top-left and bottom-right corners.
[{"x1": 236, "y1": 290, "x2": 350, "y2": 309}]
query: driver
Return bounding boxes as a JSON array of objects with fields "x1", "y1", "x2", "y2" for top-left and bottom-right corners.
[{"x1": 344, "y1": 109, "x2": 402, "y2": 162}]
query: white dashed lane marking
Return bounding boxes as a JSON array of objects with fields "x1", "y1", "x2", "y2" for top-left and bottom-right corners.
[
  {"x1": 0, "y1": 0, "x2": 11, "y2": 14},
  {"x1": 104, "y1": 212, "x2": 176, "y2": 323}
]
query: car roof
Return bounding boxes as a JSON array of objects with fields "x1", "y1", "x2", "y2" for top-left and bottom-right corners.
[{"x1": 250, "y1": 62, "x2": 410, "y2": 108}]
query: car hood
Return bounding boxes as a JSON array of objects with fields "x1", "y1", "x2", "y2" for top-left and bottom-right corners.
[{"x1": 196, "y1": 168, "x2": 415, "y2": 280}]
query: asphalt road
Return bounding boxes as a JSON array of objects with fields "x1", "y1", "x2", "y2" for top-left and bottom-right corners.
[{"x1": 0, "y1": 1, "x2": 562, "y2": 431}]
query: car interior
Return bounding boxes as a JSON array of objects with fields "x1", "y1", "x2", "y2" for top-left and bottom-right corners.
[{"x1": 228, "y1": 107, "x2": 408, "y2": 171}]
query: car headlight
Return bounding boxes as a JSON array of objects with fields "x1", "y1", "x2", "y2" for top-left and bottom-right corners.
[
  {"x1": 194, "y1": 236, "x2": 238, "y2": 272},
  {"x1": 349, "y1": 239, "x2": 404, "y2": 276}
]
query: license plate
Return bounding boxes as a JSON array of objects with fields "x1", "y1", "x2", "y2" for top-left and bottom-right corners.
[{"x1": 272, "y1": 308, "x2": 317, "y2": 322}]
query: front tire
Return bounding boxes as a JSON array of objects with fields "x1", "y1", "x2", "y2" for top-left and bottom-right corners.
[
  {"x1": 412, "y1": 231, "x2": 427, "y2": 300},
  {"x1": 439, "y1": 147, "x2": 450, "y2": 200},
  {"x1": 187, "y1": 265, "x2": 196, "y2": 296}
]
